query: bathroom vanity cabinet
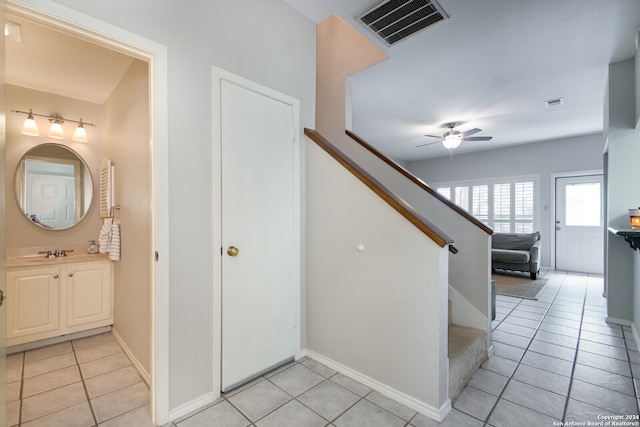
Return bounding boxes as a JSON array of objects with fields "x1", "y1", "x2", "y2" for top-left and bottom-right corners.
[{"x1": 6, "y1": 259, "x2": 113, "y2": 347}]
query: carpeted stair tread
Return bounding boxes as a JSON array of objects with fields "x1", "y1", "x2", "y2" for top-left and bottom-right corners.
[{"x1": 448, "y1": 324, "x2": 487, "y2": 402}]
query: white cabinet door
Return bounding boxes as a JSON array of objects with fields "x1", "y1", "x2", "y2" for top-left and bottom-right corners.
[
  {"x1": 7, "y1": 267, "x2": 60, "y2": 339},
  {"x1": 66, "y1": 262, "x2": 113, "y2": 328},
  {"x1": 6, "y1": 260, "x2": 113, "y2": 346}
]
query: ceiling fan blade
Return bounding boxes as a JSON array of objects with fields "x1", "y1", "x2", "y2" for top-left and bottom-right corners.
[
  {"x1": 463, "y1": 136, "x2": 493, "y2": 141},
  {"x1": 416, "y1": 141, "x2": 441, "y2": 147},
  {"x1": 424, "y1": 134, "x2": 442, "y2": 139},
  {"x1": 462, "y1": 128, "x2": 482, "y2": 137}
]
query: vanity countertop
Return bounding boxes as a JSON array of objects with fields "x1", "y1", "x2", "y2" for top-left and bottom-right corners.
[{"x1": 7, "y1": 252, "x2": 110, "y2": 268}]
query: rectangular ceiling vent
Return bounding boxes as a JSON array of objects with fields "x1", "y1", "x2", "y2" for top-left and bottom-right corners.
[
  {"x1": 359, "y1": 0, "x2": 449, "y2": 46},
  {"x1": 545, "y1": 97, "x2": 565, "y2": 108}
]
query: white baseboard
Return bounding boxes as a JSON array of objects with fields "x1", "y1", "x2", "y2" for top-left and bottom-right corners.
[
  {"x1": 305, "y1": 349, "x2": 451, "y2": 422},
  {"x1": 606, "y1": 316, "x2": 633, "y2": 327},
  {"x1": 297, "y1": 348, "x2": 309, "y2": 360},
  {"x1": 111, "y1": 327, "x2": 151, "y2": 386},
  {"x1": 631, "y1": 324, "x2": 640, "y2": 353},
  {"x1": 168, "y1": 392, "x2": 218, "y2": 422},
  {"x1": 7, "y1": 326, "x2": 112, "y2": 355},
  {"x1": 487, "y1": 344, "x2": 495, "y2": 359}
]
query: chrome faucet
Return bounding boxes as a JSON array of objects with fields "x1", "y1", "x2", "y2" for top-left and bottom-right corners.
[{"x1": 38, "y1": 249, "x2": 75, "y2": 258}]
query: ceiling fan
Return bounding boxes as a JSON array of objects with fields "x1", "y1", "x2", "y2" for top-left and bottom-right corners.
[{"x1": 417, "y1": 122, "x2": 492, "y2": 150}]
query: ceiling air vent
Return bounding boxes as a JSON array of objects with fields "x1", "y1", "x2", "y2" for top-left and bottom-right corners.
[
  {"x1": 359, "y1": 0, "x2": 449, "y2": 46},
  {"x1": 545, "y1": 98, "x2": 565, "y2": 108}
]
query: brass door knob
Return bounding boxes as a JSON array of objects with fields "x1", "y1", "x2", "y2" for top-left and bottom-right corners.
[{"x1": 227, "y1": 246, "x2": 240, "y2": 257}]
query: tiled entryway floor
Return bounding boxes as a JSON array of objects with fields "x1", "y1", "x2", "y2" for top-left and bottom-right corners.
[
  {"x1": 7, "y1": 270, "x2": 640, "y2": 426},
  {"x1": 171, "y1": 270, "x2": 640, "y2": 427},
  {"x1": 6, "y1": 332, "x2": 154, "y2": 427}
]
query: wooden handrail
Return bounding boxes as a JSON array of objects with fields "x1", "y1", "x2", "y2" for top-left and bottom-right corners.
[
  {"x1": 305, "y1": 128, "x2": 456, "y2": 252},
  {"x1": 346, "y1": 130, "x2": 493, "y2": 235}
]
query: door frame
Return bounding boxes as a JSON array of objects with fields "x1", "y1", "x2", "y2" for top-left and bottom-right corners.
[
  {"x1": 550, "y1": 169, "x2": 603, "y2": 271},
  {"x1": 5, "y1": 1, "x2": 170, "y2": 423},
  {"x1": 211, "y1": 66, "x2": 301, "y2": 398}
]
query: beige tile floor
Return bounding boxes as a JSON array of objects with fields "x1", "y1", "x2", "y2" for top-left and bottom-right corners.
[
  {"x1": 6, "y1": 332, "x2": 153, "y2": 427},
  {"x1": 6, "y1": 271, "x2": 639, "y2": 426}
]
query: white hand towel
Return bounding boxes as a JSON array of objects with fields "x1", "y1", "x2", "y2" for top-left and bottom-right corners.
[
  {"x1": 109, "y1": 221, "x2": 121, "y2": 261},
  {"x1": 98, "y1": 220, "x2": 112, "y2": 253}
]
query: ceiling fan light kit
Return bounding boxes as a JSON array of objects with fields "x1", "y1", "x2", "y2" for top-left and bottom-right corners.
[
  {"x1": 442, "y1": 132, "x2": 462, "y2": 149},
  {"x1": 419, "y1": 122, "x2": 492, "y2": 151}
]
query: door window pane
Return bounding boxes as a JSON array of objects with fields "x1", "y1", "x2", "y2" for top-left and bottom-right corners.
[{"x1": 565, "y1": 183, "x2": 601, "y2": 226}]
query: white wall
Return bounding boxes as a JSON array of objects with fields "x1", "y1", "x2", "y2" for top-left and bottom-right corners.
[
  {"x1": 305, "y1": 137, "x2": 450, "y2": 418},
  {"x1": 407, "y1": 134, "x2": 605, "y2": 268},
  {"x1": 636, "y1": 42, "x2": 640, "y2": 128},
  {"x1": 29, "y1": 0, "x2": 317, "y2": 412},
  {"x1": 606, "y1": 58, "x2": 638, "y2": 324}
]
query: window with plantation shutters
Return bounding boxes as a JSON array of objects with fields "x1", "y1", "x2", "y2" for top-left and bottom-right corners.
[
  {"x1": 493, "y1": 183, "x2": 511, "y2": 232},
  {"x1": 437, "y1": 187, "x2": 450, "y2": 199},
  {"x1": 514, "y1": 181, "x2": 534, "y2": 233},
  {"x1": 433, "y1": 176, "x2": 537, "y2": 233},
  {"x1": 454, "y1": 186, "x2": 469, "y2": 211},
  {"x1": 472, "y1": 185, "x2": 488, "y2": 224}
]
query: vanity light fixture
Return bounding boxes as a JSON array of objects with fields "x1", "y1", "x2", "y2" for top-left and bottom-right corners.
[
  {"x1": 21, "y1": 109, "x2": 39, "y2": 136},
  {"x1": 13, "y1": 109, "x2": 97, "y2": 142},
  {"x1": 48, "y1": 114, "x2": 65, "y2": 139},
  {"x1": 73, "y1": 119, "x2": 88, "y2": 143}
]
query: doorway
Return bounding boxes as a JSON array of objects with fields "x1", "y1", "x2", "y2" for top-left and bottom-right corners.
[
  {"x1": 4, "y1": 2, "x2": 169, "y2": 424},
  {"x1": 212, "y1": 68, "x2": 301, "y2": 394},
  {"x1": 555, "y1": 174, "x2": 604, "y2": 274}
]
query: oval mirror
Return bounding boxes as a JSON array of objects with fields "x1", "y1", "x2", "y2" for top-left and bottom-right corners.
[{"x1": 14, "y1": 143, "x2": 93, "y2": 230}]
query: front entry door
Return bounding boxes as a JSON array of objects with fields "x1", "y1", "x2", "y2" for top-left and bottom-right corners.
[
  {"x1": 219, "y1": 77, "x2": 297, "y2": 391},
  {"x1": 555, "y1": 175, "x2": 604, "y2": 274}
]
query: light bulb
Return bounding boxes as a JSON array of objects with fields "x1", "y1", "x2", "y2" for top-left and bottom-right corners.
[
  {"x1": 21, "y1": 111, "x2": 39, "y2": 136},
  {"x1": 48, "y1": 120, "x2": 64, "y2": 139},
  {"x1": 72, "y1": 120, "x2": 88, "y2": 142},
  {"x1": 442, "y1": 134, "x2": 461, "y2": 149}
]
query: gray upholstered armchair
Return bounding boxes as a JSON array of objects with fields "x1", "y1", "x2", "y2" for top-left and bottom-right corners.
[{"x1": 491, "y1": 232, "x2": 541, "y2": 279}]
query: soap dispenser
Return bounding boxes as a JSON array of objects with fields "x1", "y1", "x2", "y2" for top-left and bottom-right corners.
[{"x1": 87, "y1": 240, "x2": 98, "y2": 254}]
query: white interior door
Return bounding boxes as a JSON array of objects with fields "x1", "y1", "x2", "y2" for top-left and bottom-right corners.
[
  {"x1": 555, "y1": 175, "x2": 604, "y2": 274},
  {"x1": 27, "y1": 172, "x2": 75, "y2": 229},
  {"x1": 220, "y1": 78, "x2": 297, "y2": 391}
]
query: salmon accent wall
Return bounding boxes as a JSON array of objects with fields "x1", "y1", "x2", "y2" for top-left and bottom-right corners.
[{"x1": 316, "y1": 15, "x2": 387, "y2": 145}]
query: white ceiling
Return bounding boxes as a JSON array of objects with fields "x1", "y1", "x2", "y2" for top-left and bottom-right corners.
[
  {"x1": 6, "y1": 3, "x2": 640, "y2": 162},
  {"x1": 5, "y1": 14, "x2": 133, "y2": 105},
  {"x1": 284, "y1": 0, "x2": 640, "y2": 161}
]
